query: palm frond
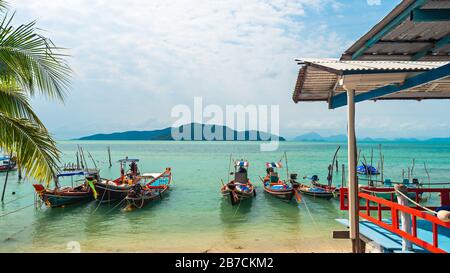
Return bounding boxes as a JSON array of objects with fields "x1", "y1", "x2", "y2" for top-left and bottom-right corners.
[
  {"x1": 0, "y1": 1, "x2": 7, "y2": 13},
  {"x1": 0, "y1": 81, "x2": 44, "y2": 127},
  {"x1": 0, "y1": 113, "x2": 60, "y2": 183},
  {"x1": 0, "y1": 13, "x2": 71, "y2": 101}
]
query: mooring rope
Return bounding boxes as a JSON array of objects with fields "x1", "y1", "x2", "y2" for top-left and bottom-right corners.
[
  {"x1": 360, "y1": 188, "x2": 396, "y2": 194},
  {"x1": 2, "y1": 192, "x2": 34, "y2": 206},
  {"x1": 91, "y1": 182, "x2": 108, "y2": 214},
  {"x1": 0, "y1": 204, "x2": 34, "y2": 218},
  {"x1": 394, "y1": 188, "x2": 437, "y2": 215},
  {"x1": 105, "y1": 196, "x2": 127, "y2": 214}
]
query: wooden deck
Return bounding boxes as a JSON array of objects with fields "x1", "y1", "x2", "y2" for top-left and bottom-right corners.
[{"x1": 336, "y1": 219, "x2": 450, "y2": 253}]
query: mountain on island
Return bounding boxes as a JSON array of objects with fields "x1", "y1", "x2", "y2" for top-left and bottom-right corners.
[
  {"x1": 77, "y1": 123, "x2": 286, "y2": 141},
  {"x1": 293, "y1": 132, "x2": 347, "y2": 142},
  {"x1": 293, "y1": 132, "x2": 450, "y2": 143}
]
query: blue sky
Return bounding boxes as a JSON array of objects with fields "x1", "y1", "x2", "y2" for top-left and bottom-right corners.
[{"x1": 11, "y1": 0, "x2": 450, "y2": 139}]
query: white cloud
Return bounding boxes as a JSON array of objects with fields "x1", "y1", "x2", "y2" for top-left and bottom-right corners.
[
  {"x1": 11, "y1": 0, "x2": 349, "y2": 139},
  {"x1": 10, "y1": 0, "x2": 450, "y2": 140},
  {"x1": 367, "y1": 0, "x2": 381, "y2": 6}
]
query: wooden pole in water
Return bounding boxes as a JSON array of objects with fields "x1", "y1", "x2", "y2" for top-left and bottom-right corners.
[
  {"x1": 76, "y1": 151, "x2": 80, "y2": 170},
  {"x1": 108, "y1": 146, "x2": 112, "y2": 168},
  {"x1": 1, "y1": 168, "x2": 10, "y2": 203},
  {"x1": 379, "y1": 144, "x2": 384, "y2": 183},
  {"x1": 18, "y1": 164, "x2": 22, "y2": 181},
  {"x1": 395, "y1": 184, "x2": 413, "y2": 251},
  {"x1": 346, "y1": 89, "x2": 361, "y2": 253},
  {"x1": 1, "y1": 153, "x2": 12, "y2": 202},
  {"x1": 284, "y1": 152, "x2": 289, "y2": 182}
]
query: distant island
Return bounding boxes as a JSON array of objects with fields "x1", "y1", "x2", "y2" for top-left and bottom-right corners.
[
  {"x1": 77, "y1": 123, "x2": 286, "y2": 141},
  {"x1": 292, "y1": 132, "x2": 450, "y2": 143}
]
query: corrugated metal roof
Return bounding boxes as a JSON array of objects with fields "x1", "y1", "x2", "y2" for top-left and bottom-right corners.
[
  {"x1": 297, "y1": 58, "x2": 448, "y2": 72},
  {"x1": 293, "y1": 59, "x2": 450, "y2": 105},
  {"x1": 341, "y1": 0, "x2": 450, "y2": 61}
]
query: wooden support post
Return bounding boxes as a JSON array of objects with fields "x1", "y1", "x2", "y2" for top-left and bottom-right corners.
[
  {"x1": 18, "y1": 164, "x2": 22, "y2": 180},
  {"x1": 395, "y1": 184, "x2": 413, "y2": 251},
  {"x1": 1, "y1": 168, "x2": 10, "y2": 203},
  {"x1": 347, "y1": 89, "x2": 361, "y2": 253},
  {"x1": 108, "y1": 146, "x2": 112, "y2": 168}
]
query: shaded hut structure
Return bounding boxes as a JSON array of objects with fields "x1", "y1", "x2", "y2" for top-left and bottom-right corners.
[{"x1": 292, "y1": 0, "x2": 450, "y2": 253}]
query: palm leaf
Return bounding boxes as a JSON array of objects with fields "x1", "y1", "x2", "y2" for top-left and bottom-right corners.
[
  {"x1": 0, "y1": 113, "x2": 60, "y2": 183},
  {"x1": 0, "y1": 13, "x2": 71, "y2": 101},
  {"x1": 0, "y1": 81, "x2": 44, "y2": 127}
]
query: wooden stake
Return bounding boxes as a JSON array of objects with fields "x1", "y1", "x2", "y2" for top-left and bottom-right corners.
[
  {"x1": 18, "y1": 164, "x2": 22, "y2": 180},
  {"x1": 342, "y1": 164, "x2": 346, "y2": 187},
  {"x1": 108, "y1": 146, "x2": 112, "y2": 168},
  {"x1": 1, "y1": 167, "x2": 10, "y2": 202},
  {"x1": 1, "y1": 153, "x2": 13, "y2": 202}
]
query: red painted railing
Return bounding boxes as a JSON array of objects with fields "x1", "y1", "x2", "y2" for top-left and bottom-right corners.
[
  {"x1": 340, "y1": 187, "x2": 450, "y2": 211},
  {"x1": 340, "y1": 187, "x2": 450, "y2": 253}
]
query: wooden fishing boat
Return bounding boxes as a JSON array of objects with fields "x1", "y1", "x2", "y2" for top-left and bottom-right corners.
[
  {"x1": 33, "y1": 170, "x2": 99, "y2": 208},
  {"x1": 298, "y1": 183, "x2": 334, "y2": 200},
  {"x1": 221, "y1": 160, "x2": 255, "y2": 205},
  {"x1": 262, "y1": 162, "x2": 301, "y2": 203},
  {"x1": 357, "y1": 163, "x2": 380, "y2": 175},
  {"x1": 360, "y1": 178, "x2": 423, "y2": 202},
  {"x1": 0, "y1": 156, "x2": 17, "y2": 172},
  {"x1": 125, "y1": 168, "x2": 172, "y2": 209},
  {"x1": 310, "y1": 175, "x2": 340, "y2": 196},
  {"x1": 94, "y1": 157, "x2": 141, "y2": 203}
]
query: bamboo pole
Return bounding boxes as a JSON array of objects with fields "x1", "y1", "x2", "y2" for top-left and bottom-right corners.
[
  {"x1": 1, "y1": 168, "x2": 10, "y2": 203},
  {"x1": 1, "y1": 153, "x2": 12, "y2": 202},
  {"x1": 76, "y1": 151, "x2": 80, "y2": 170},
  {"x1": 108, "y1": 146, "x2": 112, "y2": 168},
  {"x1": 18, "y1": 164, "x2": 22, "y2": 180}
]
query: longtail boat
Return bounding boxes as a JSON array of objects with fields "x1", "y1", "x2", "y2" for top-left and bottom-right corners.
[
  {"x1": 0, "y1": 155, "x2": 17, "y2": 172},
  {"x1": 94, "y1": 157, "x2": 141, "y2": 203},
  {"x1": 221, "y1": 160, "x2": 255, "y2": 205},
  {"x1": 261, "y1": 162, "x2": 301, "y2": 203},
  {"x1": 310, "y1": 146, "x2": 342, "y2": 197},
  {"x1": 357, "y1": 163, "x2": 380, "y2": 175},
  {"x1": 33, "y1": 170, "x2": 99, "y2": 208},
  {"x1": 125, "y1": 168, "x2": 172, "y2": 210},
  {"x1": 310, "y1": 175, "x2": 340, "y2": 196},
  {"x1": 298, "y1": 183, "x2": 334, "y2": 200},
  {"x1": 296, "y1": 174, "x2": 334, "y2": 200}
]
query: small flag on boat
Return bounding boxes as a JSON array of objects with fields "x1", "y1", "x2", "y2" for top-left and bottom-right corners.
[
  {"x1": 266, "y1": 162, "x2": 282, "y2": 168},
  {"x1": 235, "y1": 161, "x2": 249, "y2": 167}
]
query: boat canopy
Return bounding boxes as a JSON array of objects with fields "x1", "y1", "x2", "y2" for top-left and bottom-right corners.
[
  {"x1": 0, "y1": 156, "x2": 11, "y2": 161},
  {"x1": 266, "y1": 162, "x2": 282, "y2": 168},
  {"x1": 57, "y1": 170, "x2": 98, "y2": 178},
  {"x1": 117, "y1": 158, "x2": 140, "y2": 163},
  {"x1": 141, "y1": 173, "x2": 162, "y2": 178},
  {"x1": 235, "y1": 161, "x2": 249, "y2": 167}
]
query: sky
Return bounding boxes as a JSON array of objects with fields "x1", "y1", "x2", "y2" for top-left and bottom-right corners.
[{"x1": 10, "y1": 0, "x2": 450, "y2": 140}]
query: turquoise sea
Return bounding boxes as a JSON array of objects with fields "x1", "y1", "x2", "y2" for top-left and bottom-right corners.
[{"x1": 0, "y1": 141, "x2": 449, "y2": 253}]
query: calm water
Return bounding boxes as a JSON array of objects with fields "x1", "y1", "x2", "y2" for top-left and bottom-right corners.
[{"x1": 1, "y1": 141, "x2": 449, "y2": 253}]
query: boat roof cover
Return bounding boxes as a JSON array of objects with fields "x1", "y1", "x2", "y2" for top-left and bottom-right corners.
[
  {"x1": 142, "y1": 173, "x2": 162, "y2": 178},
  {"x1": 57, "y1": 170, "x2": 90, "y2": 177},
  {"x1": 235, "y1": 161, "x2": 249, "y2": 167},
  {"x1": 266, "y1": 162, "x2": 283, "y2": 168},
  {"x1": 117, "y1": 158, "x2": 139, "y2": 163},
  {"x1": 292, "y1": 0, "x2": 450, "y2": 108}
]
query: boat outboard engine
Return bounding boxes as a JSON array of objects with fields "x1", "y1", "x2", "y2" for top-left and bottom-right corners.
[
  {"x1": 129, "y1": 183, "x2": 143, "y2": 197},
  {"x1": 290, "y1": 173, "x2": 300, "y2": 187}
]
